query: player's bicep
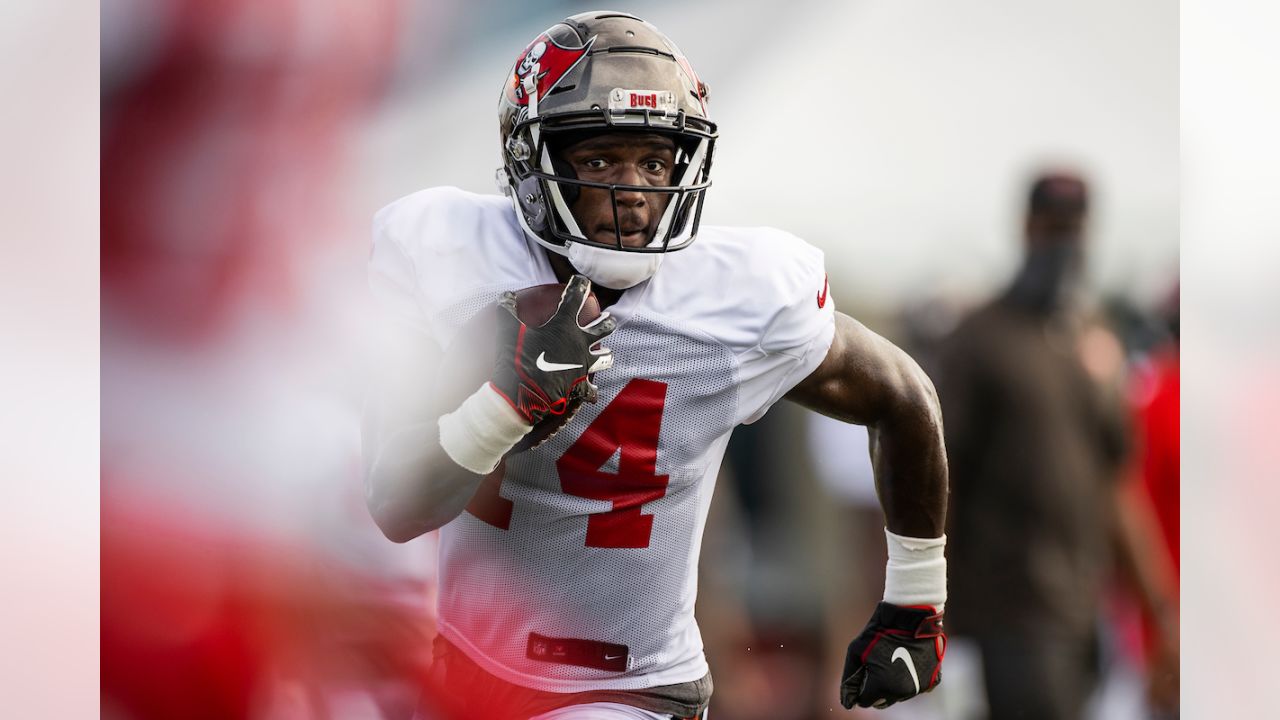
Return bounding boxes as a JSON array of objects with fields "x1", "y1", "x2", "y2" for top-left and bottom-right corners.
[{"x1": 785, "y1": 312, "x2": 923, "y2": 426}]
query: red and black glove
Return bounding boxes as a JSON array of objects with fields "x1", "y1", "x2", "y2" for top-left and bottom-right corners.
[
  {"x1": 491, "y1": 275, "x2": 615, "y2": 424},
  {"x1": 840, "y1": 602, "x2": 946, "y2": 710}
]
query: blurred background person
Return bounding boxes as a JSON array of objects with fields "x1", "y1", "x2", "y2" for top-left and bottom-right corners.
[{"x1": 935, "y1": 174, "x2": 1178, "y2": 720}]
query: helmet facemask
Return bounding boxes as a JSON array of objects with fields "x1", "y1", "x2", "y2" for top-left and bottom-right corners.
[{"x1": 531, "y1": 126, "x2": 713, "y2": 254}]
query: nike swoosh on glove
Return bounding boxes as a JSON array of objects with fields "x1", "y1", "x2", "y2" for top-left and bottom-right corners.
[
  {"x1": 841, "y1": 602, "x2": 946, "y2": 709},
  {"x1": 491, "y1": 275, "x2": 616, "y2": 424}
]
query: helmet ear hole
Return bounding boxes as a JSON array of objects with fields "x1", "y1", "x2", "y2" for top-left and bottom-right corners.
[{"x1": 516, "y1": 176, "x2": 548, "y2": 231}]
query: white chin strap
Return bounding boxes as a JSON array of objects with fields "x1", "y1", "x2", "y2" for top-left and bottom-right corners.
[{"x1": 565, "y1": 241, "x2": 663, "y2": 290}]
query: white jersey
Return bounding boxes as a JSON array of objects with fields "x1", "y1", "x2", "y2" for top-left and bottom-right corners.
[{"x1": 369, "y1": 187, "x2": 835, "y2": 693}]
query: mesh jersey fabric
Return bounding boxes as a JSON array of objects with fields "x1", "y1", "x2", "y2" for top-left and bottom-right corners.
[{"x1": 369, "y1": 187, "x2": 835, "y2": 693}]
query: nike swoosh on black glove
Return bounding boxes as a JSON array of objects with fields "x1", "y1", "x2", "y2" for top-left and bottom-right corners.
[
  {"x1": 841, "y1": 602, "x2": 946, "y2": 710},
  {"x1": 491, "y1": 275, "x2": 616, "y2": 424}
]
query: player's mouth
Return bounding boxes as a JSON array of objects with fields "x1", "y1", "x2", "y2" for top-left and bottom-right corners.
[{"x1": 598, "y1": 226, "x2": 650, "y2": 246}]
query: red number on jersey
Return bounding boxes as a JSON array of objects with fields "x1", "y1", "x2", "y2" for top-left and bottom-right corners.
[{"x1": 557, "y1": 379, "x2": 669, "y2": 548}]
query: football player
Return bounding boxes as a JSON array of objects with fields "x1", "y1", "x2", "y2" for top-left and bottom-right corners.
[{"x1": 365, "y1": 11, "x2": 948, "y2": 719}]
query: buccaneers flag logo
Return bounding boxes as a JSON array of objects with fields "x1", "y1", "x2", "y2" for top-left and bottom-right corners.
[{"x1": 506, "y1": 32, "x2": 595, "y2": 106}]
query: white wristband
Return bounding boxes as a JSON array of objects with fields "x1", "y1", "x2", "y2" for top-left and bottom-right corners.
[
  {"x1": 437, "y1": 384, "x2": 533, "y2": 475},
  {"x1": 883, "y1": 528, "x2": 947, "y2": 612}
]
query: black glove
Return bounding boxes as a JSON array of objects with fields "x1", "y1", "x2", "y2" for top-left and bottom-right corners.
[
  {"x1": 492, "y1": 275, "x2": 616, "y2": 424},
  {"x1": 840, "y1": 602, "x2": 946, "y2": 710}
]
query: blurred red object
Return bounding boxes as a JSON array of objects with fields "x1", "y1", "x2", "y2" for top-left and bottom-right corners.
[
  {"x1": 1134, "y1": 347, "x2": 1179, "y2": 573},
  {"x1": 101, "y1": 0, "x2": 402, "y2": 340},
  {"x1": 102, "y1": 475, "x2": 432, "y2": 719}
]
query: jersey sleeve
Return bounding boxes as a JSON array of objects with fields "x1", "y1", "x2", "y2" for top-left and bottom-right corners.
[
  {"x1": 369, "y1": 200, "x2": 435, "y2": 340},
  {"x1": 734, "y1": 231, "x2": 836, "y2": 425},
  {"x1": 368, "y1": 187, "x2": 522, "y2": 352}
]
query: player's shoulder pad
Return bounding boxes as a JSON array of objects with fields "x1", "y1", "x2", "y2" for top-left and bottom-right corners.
[
  {"x1": 372, "y1": 186, "x2": 514, "y2": 259},
  {"x1": 370, "y1": 186, "x2": 532, "y2": 325},
  {"x1": 657, "y1": 225, "x2": 834, "y2": 355}
]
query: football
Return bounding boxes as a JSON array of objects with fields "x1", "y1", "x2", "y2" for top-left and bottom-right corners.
[
  {"x1": 507, "y1": 282, "x2": 603, "y2": 451},
  {"x1": 437, "y1": 282, "x2": 603, "y2": 452}
]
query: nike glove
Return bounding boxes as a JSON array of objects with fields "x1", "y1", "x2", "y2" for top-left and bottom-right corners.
[
  {"x1": 491, "y1": 275, "x2": 616, "y2": 424},
  {"x1": 840, "y1": 602, "x2": 946, "y2": 710}
]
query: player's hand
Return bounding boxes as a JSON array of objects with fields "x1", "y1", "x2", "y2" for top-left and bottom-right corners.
[
  {"x1": 492, "y1": 275, "x2": 616, "y2": 423},
  {"x1": 840, "y1": 602, "x2": 945, "y2": 710}
]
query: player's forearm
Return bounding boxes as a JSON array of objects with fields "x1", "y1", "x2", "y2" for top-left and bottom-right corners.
[
  {"x1": 366, "y1": 381, "x2": 536, "y2": 541},
  {"x1": 869, "y1": 368, "x2": 948, "y2": 538},
  {"x1": 366, "y1": 422, "x2": 486, "y2": 542}
]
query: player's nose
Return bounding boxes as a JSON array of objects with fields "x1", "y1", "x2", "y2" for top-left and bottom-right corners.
[{"x1": 613, "y1": 162, "x2": 652, "y2": 205}]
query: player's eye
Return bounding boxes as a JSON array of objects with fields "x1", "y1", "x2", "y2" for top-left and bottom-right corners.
[
  {"x1": 582, "y1": 158, "x2": 608, "y2": 170},
  {"x1": 642, "y1": 159, "x2": 668, "y2": 174}
]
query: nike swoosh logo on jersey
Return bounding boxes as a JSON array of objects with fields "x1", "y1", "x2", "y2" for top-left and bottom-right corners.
[
  {"x1": 603, "y1": 653, "x2": 624, "y2": 660},
  {"x1": 816, "y1": 273, "x2": 829, "y2": 309},
  {"x1": 536, "y1": 352, "x2": 584, "y2": 372},
  {"x1": 892, "y1": 646, "x2": 920, "y2": 694}
]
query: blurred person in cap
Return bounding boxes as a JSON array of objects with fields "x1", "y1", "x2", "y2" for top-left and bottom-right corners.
[{"x1": 936, "y1": 173, "x2": 1178, "y2": 719}]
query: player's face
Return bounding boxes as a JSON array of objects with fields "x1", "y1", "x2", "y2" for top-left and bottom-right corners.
[{"x1": 558, "y1": 133, "x2": 677, "y2": 248}]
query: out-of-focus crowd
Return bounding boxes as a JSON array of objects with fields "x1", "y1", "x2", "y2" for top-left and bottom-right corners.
[{"x1": 100, "y1": 1, "x2": 1177, "y2": 719}]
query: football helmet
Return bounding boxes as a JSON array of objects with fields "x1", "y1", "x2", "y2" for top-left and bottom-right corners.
[{"x1": 497, "y1": 11, "x2": 717, "y2": 271}]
